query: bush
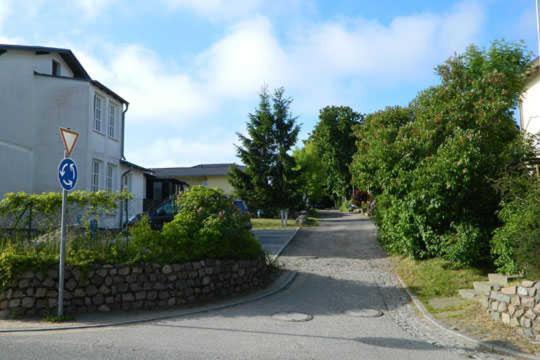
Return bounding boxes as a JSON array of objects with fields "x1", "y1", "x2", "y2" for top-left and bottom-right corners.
[
  {"x1": 162, "y1": 186, "x2": 264, "y2": 261},
  {"x1": 351, "y1": 41, "x2": 533, "y2": 267},
  {"x1": 492, "y1": 176, "x2": 540, "y2": 275},
  {"x1": 0, "y1": 187, "x2": 265, "y2": 291}
]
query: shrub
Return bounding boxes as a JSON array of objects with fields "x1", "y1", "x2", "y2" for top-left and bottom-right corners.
[
  {"x1": 162, "y1": 186, "x2": 264, "y2": 261},
  {"x1": 351, "y1": 41, "x2": 533, "y2": 267},
  {"x1": 492, "y1": 176, "x2": 540, "y2": 275}
]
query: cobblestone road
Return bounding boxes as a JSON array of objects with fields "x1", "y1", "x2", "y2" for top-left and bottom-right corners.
[{"x1": 0, "y1": 211, "x2": 514, "y2": 359}]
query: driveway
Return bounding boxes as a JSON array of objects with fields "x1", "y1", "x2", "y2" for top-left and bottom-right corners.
[
  {"x1": 0, "y1": 211, "x2": 506, "y2": 359},
  {"x1": 252, "y1": 228, "x2": 297, "y2": 256}
]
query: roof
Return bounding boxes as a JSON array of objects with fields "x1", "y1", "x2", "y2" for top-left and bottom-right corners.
[
  {"x1": 120, "y1": 159, "x2": 153, "y2": 174},
  {"x1": 151, "y1": 163, "x2": 245, "y2": 178},
  {"x1": 0, "y1": 44, "x2": 90, "y2": 79},
  {"x1": 0, "y1": 44, "x2": 128, "y2": 104}
]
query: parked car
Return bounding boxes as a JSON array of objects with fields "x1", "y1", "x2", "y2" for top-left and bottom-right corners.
[{"x1": 128, "y1": 198, "x2": 252, "y2": 230}]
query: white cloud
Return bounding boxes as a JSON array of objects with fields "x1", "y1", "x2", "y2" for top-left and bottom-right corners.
[
  {"x1": 0, "y1": 0, "x2": 485, "y2": 166},
  {"x1": 198, "y1": 17, "x2": 289, "y2": 98},
  {"x1": 75, "y1": 45, "x2": 210, "y2": 123},
  {"x1": 164, "y1": 0, "x2": 264, "y2": 22},
  {"x1": 128, "y1": 135, "x2": 238, "y2": 168},
  {"x1": 73, "y1": 0, "x2": 115, "y2": 19}
]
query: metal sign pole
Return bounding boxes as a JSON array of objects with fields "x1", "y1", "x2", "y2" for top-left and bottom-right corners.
[{"x1": 58, "y1": 151, "x2": 67, "y2": 317}]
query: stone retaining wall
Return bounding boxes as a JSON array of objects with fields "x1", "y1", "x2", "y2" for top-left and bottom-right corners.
[
  {"x1": 0, "y1": 259, "x2": 269, "y2": 318},
  {"x1": 481, "y1": 279, "x2": 540, "y2": 340}
]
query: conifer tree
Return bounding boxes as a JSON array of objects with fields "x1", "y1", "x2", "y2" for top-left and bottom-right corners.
[{"x1": 230, "y1": 87, "x2": 300, "y2": 214}]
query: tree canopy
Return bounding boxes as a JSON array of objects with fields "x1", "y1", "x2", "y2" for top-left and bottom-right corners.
[
  {"x1": 351, "y1": 41, "x2": 533, "y2": 266},
  {"x1": 230, "y1": 87, "x2": 300, "y2": 213}
]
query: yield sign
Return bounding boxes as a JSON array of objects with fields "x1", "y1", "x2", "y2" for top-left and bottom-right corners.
[{"x1": 59, "y1": 128, "x2": 79, "y2": 157}]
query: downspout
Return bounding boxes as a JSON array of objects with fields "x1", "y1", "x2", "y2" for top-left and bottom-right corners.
[
  {"x1": 119, "y1": 168, "x2": 132, "y2": 228},
  {"x1": 121, "y1": 102, "x2": 129, "y2": 160}
]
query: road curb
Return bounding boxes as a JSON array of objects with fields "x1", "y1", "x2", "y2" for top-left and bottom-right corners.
[
  {"x1": 0, "y1": 270, "x2": 298, "y2": 334},
  {"x1": 273, "y1": 226, "x2": 300, "y2": 259},
  {"x1": 394, "y1": 271, "x2": 540, "y2": 360}
]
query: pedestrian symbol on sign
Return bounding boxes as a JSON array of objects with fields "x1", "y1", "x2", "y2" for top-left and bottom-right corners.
[{"x1": 58, "y1": 158, "x2": 78, "y2": 191}]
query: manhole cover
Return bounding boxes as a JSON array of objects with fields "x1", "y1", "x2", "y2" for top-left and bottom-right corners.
[
  {"x1": 272, "y1": 312, "x2": 313, "y2": 322},
  {"x1": 345, "y1": 309, "x2": 383, "y2": 318}
]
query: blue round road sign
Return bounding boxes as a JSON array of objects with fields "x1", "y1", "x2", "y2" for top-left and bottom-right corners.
[{"x1": 58, "y1": 158, "x2": 78, "y2": 191}]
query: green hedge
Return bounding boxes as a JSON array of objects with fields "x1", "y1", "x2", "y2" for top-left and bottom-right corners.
[{"x1": 0, "y1": 187, "x2": 264, "y2": 291}]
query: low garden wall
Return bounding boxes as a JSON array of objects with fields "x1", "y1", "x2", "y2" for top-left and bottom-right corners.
[
  {"x1": 481, "y1": 279, "x2": 540, "y2": 340},
  {"x1": 0, "y1": 259, "x2": 269, "y2": 318}
]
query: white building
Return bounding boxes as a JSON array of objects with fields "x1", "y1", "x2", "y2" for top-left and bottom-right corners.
[
  {"x1": 520, "y1": 59, "x2": 540, "y2": 148},
  {"x1": 0, "y1": 44, "x2": 147, "y2": 227}
]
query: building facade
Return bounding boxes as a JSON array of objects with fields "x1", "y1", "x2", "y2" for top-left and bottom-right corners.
[{"x1": 0, "y1": 44, "x2": 146, "y2": 227}]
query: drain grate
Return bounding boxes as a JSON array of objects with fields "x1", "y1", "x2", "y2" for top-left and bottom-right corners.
[
  {"x1": 272, "y1": 312, "x2": 314, "y2": 322},
  {"x1": 344, "y1": 309, "x2": 384, "y2": 318}
]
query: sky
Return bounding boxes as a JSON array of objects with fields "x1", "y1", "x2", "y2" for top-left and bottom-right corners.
[{"x1": 0, "y1": 0, "x2": 538, "y2": 167}]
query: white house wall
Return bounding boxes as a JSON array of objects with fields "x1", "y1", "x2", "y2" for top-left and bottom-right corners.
[
  {"x1": 521, "y1": 74, "x2": 540, "y2": 137},
  {"x1": 0, "y1": 50, "x2": 39, "y2": 195},
  {"x1": 32, "y1": 76, "x2": 90, "y2": 193}
]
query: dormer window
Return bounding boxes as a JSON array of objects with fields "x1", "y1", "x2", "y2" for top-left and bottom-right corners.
[{"x1": 52, "y1": 60, "x2": 60, "y2": 76}]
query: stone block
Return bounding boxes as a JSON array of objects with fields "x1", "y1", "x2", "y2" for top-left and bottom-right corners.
[
  {"x1": 122, "y1": 293, "x2": 135, "y2": 302},
  {"x1": 158, "y1": 291, "x2": 169, "y2": 300},
  {"x1": 497, "y1": 302, "x2": 507, "y2": 312},
  {"x1": 518, "y1": 287, "x2": 529, "y2": 296},
  {"x1": 162, "y1": 265, "x2": 172, "y2": 274},
  {"x1": 65, "y1": 278, "x2": 77, "y2": 291},
  {"x1": 167, "y1": 298, "x2": 175, "y2": 306},
  {"x1": 522, "y1": 296, "x2": 535, "y2": 308},
  {"x1": 490, "y1": 311, "x2": 500, "y2": 321},
  {"x1": 501, "y1": 312, "x2": 511, "y2": 325},
  {"x1": 135, "y1": 291, "x2": 146, "y2": 301},
  {"x1": 118, "y1": 267, "x2": 130, "y2": 276},
  {"x1": 525, "y1": 309, "x2": 537, "y2": 320},
  {"x1": 35, "y1": 288, "x2": 47, "y2": 298},
  {"x1": 534, "y1": 303, "x2": 540, "y2": 315},
  {"x1": 510, "y1": 316, "x2": 520, "y2": 328},
  {"x1": 529, "y1": 287, "x2": 537, "y2": 297},
  {"x1": 501, "y1": 286, "x2": 517, "y2": 295},
  {"x1": 515, "y1": 308, "x2": 525, "y2": 318},
  {"x1": 96, "y1": 269, "x2": 108, "y2": 277},
  {"x1": 93, "y1": 294, "x2": 104, "y2": 305},
  {"x1": 522, "y1": 318, "x2": 533, "y2": 328},
  {"x1": 8, "y1": 299, "x2": 20, "y2": 308},
  {"x1": 494, "y1": 293, "x2": 511, "y2": 303},
  {"x1": 86, "y1": 285, "x2": 98, "y2": 296},
  {"x1": 508, "y1": 304, "x2": 516, "y2": 316},
  {"x1": 522, "y1": 280, "x2": 536, "y2": 287},
  {"x1": 511, "y1": 295, "x2": 521, "y2": 306}
]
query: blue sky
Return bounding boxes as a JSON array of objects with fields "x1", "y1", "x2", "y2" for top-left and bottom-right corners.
[{"x1": 0, "y1": 0, "x2": 537, "y2": 167}]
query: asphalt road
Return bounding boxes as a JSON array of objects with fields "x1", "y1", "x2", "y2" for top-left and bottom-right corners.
[
  {"x1": 0, "y1": 211, "x2": 505, "y2": 360},
  {"x1": 252, "y1": 229, "x2": 297, "y2": 256}
]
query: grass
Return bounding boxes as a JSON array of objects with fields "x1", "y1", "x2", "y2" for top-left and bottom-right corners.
[
  {"x1": 393, "y1": 255, "x2": 540, "y2": 354},
  {"x1": 392, "y1": 256, "x2": 487, "y2": 312},
  {"x1": 251, "y1": 214, "x2": 319, "y2": 230}
]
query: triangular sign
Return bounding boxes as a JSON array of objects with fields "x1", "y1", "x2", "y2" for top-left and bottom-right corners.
[{"x1": 59, "y1": 127, "x2": 79, "y2": 156}]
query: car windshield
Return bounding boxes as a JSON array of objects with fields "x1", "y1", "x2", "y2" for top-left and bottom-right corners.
[
  {"x1": 233, "y1": 200, "x2": 248, "y2": 212},
  {"x1": 155, "y1": 199, "x2": 175, "y2": 216}
]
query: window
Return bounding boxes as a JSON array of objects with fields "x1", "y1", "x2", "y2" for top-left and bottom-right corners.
[
  {"x1": 108, "y1": 103, "x2": 117, "y2": 138},
  {"x1": 106, "y1": 163, "x2": 116, "y2": 192},
  {"x1": 52, "y1": 60, "x2": 60, "y2": 76},
  {"x1": 153, "y1": 182, "x2": 163, "y2": 201},
  {"x1": 122, "y1": 173, "x2": 132, "y2": 192},
  {"x1": 91, "y1": 159, "x2": 102, "y2": 192},
  {"x1": 94, "y1": 95, "x2": 105, "y2": 133}
]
